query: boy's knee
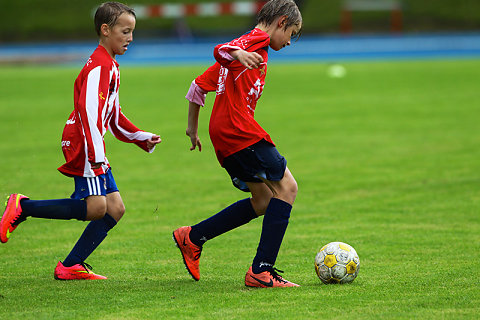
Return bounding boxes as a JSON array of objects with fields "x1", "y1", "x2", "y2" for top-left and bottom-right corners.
[
  {"x1": 250, "y1": 196, "x2": 270, "y2": 216},
  {"x1": 86, "y1": 196, "x2": 107, "y2": 220},
  {"x1": 110, "y1": 202, "x2": 126, "y2": 221},
  {"x1": 278, "y1": 176, "x2": 298, "y2": 205},
  {"x1": 286, "y1": 179, "x2": 298, "y2": 203},
  {"x1": 289, "y1": 179, "x2": 298, "y2": 198},
  {"x1": 87, "y1": 204, "x2": 107, "y2": 220}
]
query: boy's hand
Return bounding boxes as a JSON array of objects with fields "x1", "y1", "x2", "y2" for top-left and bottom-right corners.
[
  {"x1": 147, "y1": 134, "x2": 162, "y2": 150},
  {"x1": 186, "y1": 129, "x2": 202, "y2": 152},
  {"x1": 230, "y1": 49, "x2": 263, "y2": 69},
  {"x1": 91, "y1": 162, "x2": 104, "y2": 169}
]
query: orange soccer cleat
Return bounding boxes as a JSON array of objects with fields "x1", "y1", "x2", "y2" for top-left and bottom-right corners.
[
  {"x1": 172, "y1": 226, "x2": 202, "y2": 281},
  {"x1": 245, "y1": 266, "x2": 300, "y2": 288},
  {"x1": 0, "y1": 193, "x2": 29, "y2": 243},
  {"x1": 54, "y1": 261, "x2": 107, "y2": 280}
]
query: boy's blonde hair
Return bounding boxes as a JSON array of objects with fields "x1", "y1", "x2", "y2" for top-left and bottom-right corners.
[
  {"x1": 94, "y1": 2, "x2": 136, "y2": 36},
  {"x1": 257, "y1": 0, "x2": 302, "y2": 31}
]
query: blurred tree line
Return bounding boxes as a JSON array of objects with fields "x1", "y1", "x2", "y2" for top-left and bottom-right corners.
[{"x1": 1, "y1": 0, "x2": 479, "y2": 42}]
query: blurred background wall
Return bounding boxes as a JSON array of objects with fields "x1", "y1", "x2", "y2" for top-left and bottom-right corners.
[{"x1": 1, "y1": 0, "x2": 480, "y2": 43}]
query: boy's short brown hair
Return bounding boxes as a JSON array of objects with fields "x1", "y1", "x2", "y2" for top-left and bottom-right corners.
[
  {"x1": 257, "y1": 0, "x2": 302, "y2": 31},
  {"x1": 94, "y1": 2, "x2": 136, "y2": 36}
]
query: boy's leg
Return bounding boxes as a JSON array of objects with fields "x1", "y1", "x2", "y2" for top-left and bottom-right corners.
[
  {"x1": 57, "y1": 169, "x2": 122, "y2": 280},
  {"x1": 245, "y1": 168, "x2": 299, "y2": 287},
  {"x1": 185, "y1": 140, "x2": 285, "y2": 248},
  {"x1": 20, "y1": 198, "x2": 88, "y2": 220},
  {"x1": 251, "y1": 167, "x2": 297, "y2": 272},
  {"x1": 0, "y1": 194, "x2": 87, "y2": 243},
  {"x1": 0, "y1": 174, "x2": 114, "y2": 244},
  {"x1": 188, "y1": 198, "x2": 259, "y2": 247},
  {"x1": 173, "y1": 196, "x2": 260, "y2": 281},
  {"x1": 251, "y1": 198, "x2": 292, "y2": 272},
  {"x1": 61, "y1": 192, "x2": 122, "y2": 268}
]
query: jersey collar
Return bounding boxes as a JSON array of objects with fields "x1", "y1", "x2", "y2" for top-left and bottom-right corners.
[{"x1": 96, "y1": 45, "x2": 120, "y2": 67}]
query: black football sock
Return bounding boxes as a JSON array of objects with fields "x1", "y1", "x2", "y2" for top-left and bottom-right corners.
[
  {"x1": 62, "y1": 213, "x2": 117, "y2": 267},
  {"x1": 189, "y1": 198, "x2": 258, "y2": 247},
  {"x1": 252, "y1": 198, "x2": 292, "y2": 274},
  {"x1": 20, "y1": 199, "x2": 87, "y2": 221}
]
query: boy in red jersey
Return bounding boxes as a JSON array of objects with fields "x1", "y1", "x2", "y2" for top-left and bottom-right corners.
[
  {"x1": 0, "y1": 2, "x2": 161, "y2": 280},
  {"x1": 173, "y1": 0, "x2": 302, "y2": 288}
]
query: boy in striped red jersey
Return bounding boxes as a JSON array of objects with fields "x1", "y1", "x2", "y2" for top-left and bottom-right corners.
[
  {"x1": 0, "y1": 2, "x2": 161, "y2": 280},
  {"x1": 173, "y1": 0, "x2": 302, "y2": 288}
]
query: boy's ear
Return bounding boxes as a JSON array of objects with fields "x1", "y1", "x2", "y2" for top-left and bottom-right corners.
[
  {"x1": 278, "y1": 15, "x2": 288, "y2": 28},
  {"x1": 100, "y1": 23, "x2": 110, "y2": 37}
]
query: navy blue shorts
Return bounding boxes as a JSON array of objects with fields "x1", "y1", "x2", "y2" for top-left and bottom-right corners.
[
  {"x1": 70, "y1": 168, "x2": 119, "y2": 200},
  {"x1": 223, "y1": 139, "x2": 287, "y2": 192}
]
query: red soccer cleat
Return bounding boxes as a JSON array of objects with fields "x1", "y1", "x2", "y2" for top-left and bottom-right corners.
[
  {"x1": 0, "y1": 193, "x2": 29, "y2": 243},
  {"x1": 54, "y1": 261, "x2": 107, "y2": 280},
  {"x1": 245, "y1": 266, "x2": 300, "y2": 288},
  {"x1": 172, "y1": 226, "x2": 202, "y2": 281}
]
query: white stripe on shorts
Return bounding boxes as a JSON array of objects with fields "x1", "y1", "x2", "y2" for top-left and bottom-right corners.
[
  {"x1": 87, "y1": 177, "x2": 100, "y2": 196},
  {"x1": 95, "y1": 176, "x2": 101, "y2": 195},
  {"x1": 87, "y1": 177, "x2": 93, "y2": 195}
]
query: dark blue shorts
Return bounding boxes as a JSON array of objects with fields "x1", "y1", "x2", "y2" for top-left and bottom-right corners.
[
  {"x1": 223, "y1": 139, "x2": 287, "y2": 192},
  {"x1": 70, "y1": 168, "x2": 119, "y2": 200}
]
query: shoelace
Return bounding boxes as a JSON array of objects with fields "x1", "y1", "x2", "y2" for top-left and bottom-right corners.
[
  {"x1": 192, "y1": 247, "x2": 202, "y2": 260},
  {"x1": 81, "y1": 262, "x2": 94, "y2": 272},
  {"x1": 268, "y1": 267, "x2": 288, "y2": 284},
  {"x1": 11, "y1": 214, "x2": 26, "y2": 227}
]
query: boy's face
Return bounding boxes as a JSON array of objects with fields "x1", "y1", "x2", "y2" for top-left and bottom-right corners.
[
  {"x1": 269, "y1": 18, "x2": 301, "y2": 51},
  {"x1": 102, "y1": 12, "x2": 136, "y2": 57}
]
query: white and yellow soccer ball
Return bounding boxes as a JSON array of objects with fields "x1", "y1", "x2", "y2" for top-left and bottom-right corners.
[{"x1": 315, "y1": 242, "x2": 360, "y2": 284}]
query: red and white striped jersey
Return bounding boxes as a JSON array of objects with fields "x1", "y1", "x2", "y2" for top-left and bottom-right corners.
[{"x1": 58, "y1": 45, "x2": 155, "y2": 177}]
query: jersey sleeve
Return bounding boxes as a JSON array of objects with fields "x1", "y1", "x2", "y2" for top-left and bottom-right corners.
[
  {"x1": 108, "y1": 98, "x2": 155, "y2": 153},
  {"x1": 185, "y1": 63, "x2": 221, "y2": 106},
  {"x1": 76, "y1": 65, "x2": 110, "y2": 164},
  {"x1": 213, "y1": 31, "x2": 270, "y2": 70},
  {"x1": 195, "y1": 63, "x2": 221, "y2": 92}
]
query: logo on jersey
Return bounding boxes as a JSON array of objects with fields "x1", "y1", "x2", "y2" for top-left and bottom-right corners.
[
  {"x1": 245, "y1": 78, "x2": 264, "y2": 115},
  {"x1": 99, "y1": 92, "x2": 106, "y2": 100},
  {"x1": 216, "y1": 66, "x2": 229, "y2": 95},
  {"x1": 259, "y1": 65, "x2": 266, "y2": 76},
  {"x1": 231, "y1": 39, "x2": 248, "y2": 49}
]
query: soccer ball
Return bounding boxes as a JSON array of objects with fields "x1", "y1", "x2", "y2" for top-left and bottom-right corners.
[
  {"x1": 314, "y1": 242, "x2": 360, "y2": 284},
  {"x1": 327, "y1": 64, "x2": 347, "y2": 78}
]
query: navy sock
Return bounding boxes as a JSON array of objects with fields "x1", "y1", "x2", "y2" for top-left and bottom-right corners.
[
  {"x1": 252, "y1": 198, "x2": 292, "y2": 274},
  {"x1": 189, "y1": 198, "x2": 258, "y2": 247},
  {"x1": 21, "y1": 199, "x2": 87, "y2": 221},
  {"x1": 62, "y1": 213, "x2": 117, "y2": 267}
]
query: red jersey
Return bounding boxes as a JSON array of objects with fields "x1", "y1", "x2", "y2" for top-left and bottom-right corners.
[
  {"x1": 58, "y1": 45, "x2": 155, "y2": 177},
  {"x1": 194, "y1": 28, "x2": 274, "y2": 165}
]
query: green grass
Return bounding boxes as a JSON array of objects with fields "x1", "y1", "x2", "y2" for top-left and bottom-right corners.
[{"x1": 0, "y1": 59, "x2": 479, "y2": 319}]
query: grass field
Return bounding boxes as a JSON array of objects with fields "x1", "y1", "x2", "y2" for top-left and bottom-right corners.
[{"x1": 0, "y1": 59, "x2": 479, "y2": 319}]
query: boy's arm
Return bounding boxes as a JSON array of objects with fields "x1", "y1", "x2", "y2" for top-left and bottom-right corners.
[
  {"x1": 214, "y1": 45, "x2": 263, "y2": 70},
  {"x1": 184, "y1": 63, "x2": 220, "y2": 151},
  {"x1": 228, "y1": 49, "x2": 264, "y2": 70},
  {"x1": 186, "y1": 101, "x2": 202, "y2": 152},
  {"x1": 185, "y1": 80, "x2": 208, "y2": 152},
  {"x1": 213, "y1": 32, "x2": 269, "y2": 70}
]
